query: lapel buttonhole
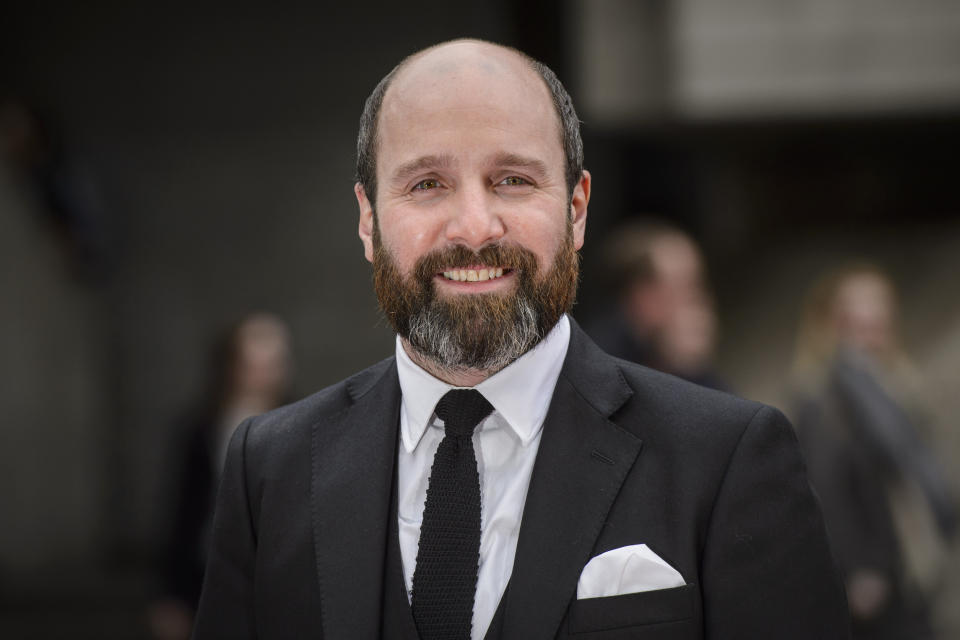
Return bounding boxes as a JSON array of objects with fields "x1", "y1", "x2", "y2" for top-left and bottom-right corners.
[{"x1": 590, "y1": 449, "x2": 615, "y2": 465}]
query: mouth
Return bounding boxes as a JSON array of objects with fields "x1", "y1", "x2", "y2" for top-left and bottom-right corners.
[{"x1": 439, "y1": 266, "x2": 511, "y2": 283}]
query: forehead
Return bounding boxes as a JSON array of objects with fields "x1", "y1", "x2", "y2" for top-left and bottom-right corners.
[
  {"x1": 377, "y1": 43, "x2": 562, "y2": 171},
  {"x1": 836, "y1": 274, "x2": 893, "y2": 306}
]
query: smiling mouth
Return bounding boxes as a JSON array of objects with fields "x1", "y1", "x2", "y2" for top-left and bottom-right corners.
[{"x1": 440, "y1": 267, "x2": 510, "y2": 282}]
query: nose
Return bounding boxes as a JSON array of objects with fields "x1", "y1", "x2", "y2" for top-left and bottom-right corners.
[{"x1": 444, "y1": 182, "x2": 506, "y2": 249}]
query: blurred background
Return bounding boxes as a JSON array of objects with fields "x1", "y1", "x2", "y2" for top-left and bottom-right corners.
[{"x1": 1, "y1": 1, "x2": 958, "y2": 638}]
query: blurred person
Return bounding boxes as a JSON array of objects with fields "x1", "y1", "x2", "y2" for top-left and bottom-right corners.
[
  {"x1": 792, "y1": 264, "x2": 957, "y2": 640},
  {"x1": 0, "y1": 95, "x2": 106, "y2": 579},
  {"x1": 148, "y1": 313, "x2": 293, "y2": 640},
  {"x1": 0, "y1": 96, "x2": 107, "y2": 280},
  {"x1": 193, "y1": 39, "x2": 847, "y2": 639},
  {"x1": 588, "y1": 219, "x2": 725, "y2": 389}
]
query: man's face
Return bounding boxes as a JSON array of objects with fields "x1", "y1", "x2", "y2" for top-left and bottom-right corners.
[{"x1": 356, "y1": 42, "x2": 590, "y2": 372}]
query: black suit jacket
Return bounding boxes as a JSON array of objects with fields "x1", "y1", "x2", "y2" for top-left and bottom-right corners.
[{"x1": 193, "y1": 321, "x2": 849, "y2": 639}]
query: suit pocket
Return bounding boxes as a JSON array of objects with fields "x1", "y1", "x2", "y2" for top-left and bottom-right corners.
[{"x1": 567, "y1": 584, "x2": 696, "y2": 633}]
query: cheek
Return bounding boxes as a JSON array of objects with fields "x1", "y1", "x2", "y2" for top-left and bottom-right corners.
[
  {"x1": 379, "y1": 215, "x2": 439, "y2": 270},
  {"x1": 516, "y1": 219, "x2": 568, "y2": 267}
]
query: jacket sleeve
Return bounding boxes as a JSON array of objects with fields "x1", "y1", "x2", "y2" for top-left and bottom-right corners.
[
  {"x1": 700, "y1": 405, "x2": 851, "y2": 639},
  {"x1": 192, "y1": 417, "x2": 258, "y2": 639}
]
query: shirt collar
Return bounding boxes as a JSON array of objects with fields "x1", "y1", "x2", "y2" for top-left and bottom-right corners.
[{"x1": 396, "y1": 314, "x2": 571, "y2": 452}]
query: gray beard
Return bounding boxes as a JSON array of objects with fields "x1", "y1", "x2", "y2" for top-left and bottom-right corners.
[
  {"x1": 405, "y1": 294, "x2": 542, "y2": 375},
  {"x1": 371, "y1": 216, "x2": 578, "y2": 377}
]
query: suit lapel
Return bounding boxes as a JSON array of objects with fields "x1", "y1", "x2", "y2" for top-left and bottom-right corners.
[
  {"x1": 499, "y1": 320, "x2": 643, "y2": 640},
  {"x1": 311, "y1": 360, "x2": 401, "y2": 639}
]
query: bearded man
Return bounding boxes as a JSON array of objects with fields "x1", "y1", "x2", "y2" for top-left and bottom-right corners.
[{"x1": 193, "y1": 39, "x2": 849, "y2": 640}]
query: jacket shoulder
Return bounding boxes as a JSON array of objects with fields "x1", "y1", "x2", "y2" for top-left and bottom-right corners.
[
  {"x1": 243, "y1": 356, "x2": 396, "y2": 455},
  {"x1": 616, "y1": 358, "x2": 766, "y2": 430},
  {"x1": 567, "y1": 317, "x2": 771, "y2": 441},
  {"x1": 606, "y1": 357, "x2": 796, "y2": 472}
]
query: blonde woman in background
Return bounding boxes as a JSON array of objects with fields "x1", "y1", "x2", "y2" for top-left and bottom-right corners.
[{"x1": 792, "y1": 264, "x2": 956, "y2": 640}]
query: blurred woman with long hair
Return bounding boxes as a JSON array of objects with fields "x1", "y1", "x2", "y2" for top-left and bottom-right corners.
[{"x1": 792, "y1": 264, "x2": 955, "y2": 639}]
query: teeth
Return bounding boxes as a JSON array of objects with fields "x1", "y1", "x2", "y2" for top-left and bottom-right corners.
[{"x1": 441, "y1": 268, "x2": 508, "y2": 282}]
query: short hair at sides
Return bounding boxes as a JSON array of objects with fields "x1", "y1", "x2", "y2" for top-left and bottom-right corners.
[{"x1": 355, "y1": 40, "x2": 584, "y2": 209}]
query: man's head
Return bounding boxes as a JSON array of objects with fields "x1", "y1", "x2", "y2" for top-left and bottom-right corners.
[
  {"x1": 605, "y1": 220, "x2": 708, "y2": 333},
  {"x1": 354, "y1": 39, "x2": 591, "y2": 378},
  {"x1": 604, "y1": 220, "x2": 717, "y2": 377},
  {"x1": 355, "y1": 40, "x2": 584, "y2": 211}
]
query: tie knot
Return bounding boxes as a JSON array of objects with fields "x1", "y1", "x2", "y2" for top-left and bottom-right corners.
[{"x1": 434, "y1": 389, "x2": 494, "y2": 438}]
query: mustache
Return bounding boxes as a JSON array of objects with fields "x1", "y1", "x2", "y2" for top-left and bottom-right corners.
[{"x1": 412, "y1": 244, "x2": 539, "y2": 283}]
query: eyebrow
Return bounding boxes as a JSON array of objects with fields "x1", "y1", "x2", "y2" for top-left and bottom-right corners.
[
  {"x1": 490, "y1": 152, "x2": 549, "y2": 179},
  {"x1": 392, "y1": 154, "x2": 455, "y2": 182}
]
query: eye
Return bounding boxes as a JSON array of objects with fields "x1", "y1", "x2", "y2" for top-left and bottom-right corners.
[
  {"x1": 412, "y1": 178, "x2": 441, "y2": 191},
  {"x1": 499, "y1": 176, "x2": 529, "y2": 187}
]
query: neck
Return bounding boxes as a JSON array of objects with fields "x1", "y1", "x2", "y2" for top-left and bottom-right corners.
[{"x1": 400, "y1": 338, "x2": 499, "y2": 387}]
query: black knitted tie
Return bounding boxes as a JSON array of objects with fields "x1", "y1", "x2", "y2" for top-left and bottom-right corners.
[{"x1": 411, "y1": 389, "x2": 494, "y2": 640}]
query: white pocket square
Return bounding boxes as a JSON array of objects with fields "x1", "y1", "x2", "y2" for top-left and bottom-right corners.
[{"x1": 577, "y1": 544, "x2": 686, "y2": 599}]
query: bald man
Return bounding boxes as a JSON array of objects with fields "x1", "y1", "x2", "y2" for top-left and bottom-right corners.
[{"x1": 193, "y1": 40, "x2": 849, "y2": 640}]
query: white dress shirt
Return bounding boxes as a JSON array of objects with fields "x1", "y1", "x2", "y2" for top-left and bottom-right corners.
[{"x1": 395, "y1": 314, "x2": 571, "y2": 640}]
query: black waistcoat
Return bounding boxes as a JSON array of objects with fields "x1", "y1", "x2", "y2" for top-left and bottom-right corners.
[{"x1": 380, "y1": 445, "x2": 508, "y2": 640}]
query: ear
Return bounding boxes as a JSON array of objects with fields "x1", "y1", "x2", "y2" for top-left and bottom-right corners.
[
  {"x1": 570, "y1": 169, "x2": 591, "y2": 250},
  {"x1": 356, "y1": 182, "x2": 375, "y2": 263}
]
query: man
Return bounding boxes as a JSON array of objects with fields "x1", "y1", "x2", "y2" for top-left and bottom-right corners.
[
  {"x1": 588, "y1": 219, "x2": 725, "y2": 390},
  {"x1": 193, "y1": 39, "x2": 849, "y2": 639}
]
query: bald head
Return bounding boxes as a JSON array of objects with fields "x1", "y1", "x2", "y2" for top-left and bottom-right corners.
[
  {"x1": 396, "y1": 39, "x2": 533, "y2": 79},
  {"x1": 355, "y1": 39, "x2": 583, "y2": 209},
  {"x1": 386, "y1": 41, "x2": 553, "y2": 123}
]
